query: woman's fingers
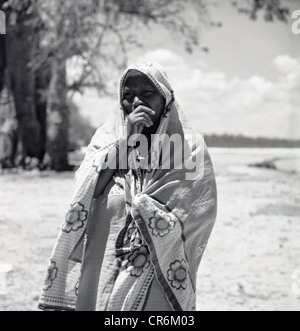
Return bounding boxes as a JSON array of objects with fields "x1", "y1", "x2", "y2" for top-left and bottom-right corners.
[
  {"x1": 132, "y1": 105, "x2": 156, "y2": 118},
  {"x1": 129, "y1": 113, "x2": 153, "y2": 127},
  {"x1": 127, "y1": 106, "x2": 156, "y2": 138},
  {"x1": 132, "y1": 115, "x2": 152, "y2": 128},
  {"x1": 141, "y1": 113, "x2": 153, "y2": 126}
]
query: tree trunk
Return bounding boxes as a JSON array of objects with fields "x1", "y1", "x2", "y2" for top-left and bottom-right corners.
[
  {"x1": 35, "y1": 64, "x2": 50, "y2": 169},
  {"x1": 0, "y1": 34, "x2": 4, "y2": 91},
  {"x1": 46, "y1": 59, "x2": 71, "y2": 171},
  {"x1": 5, "y1": 8, "x2": 42, "y2": 168},
  {"x1": 0, "y1": 9, "x2": 18, "y2": 168}
]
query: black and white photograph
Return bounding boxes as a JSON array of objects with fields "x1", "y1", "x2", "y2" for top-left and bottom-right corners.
[{"x1": 0, "y1": 0, "x2": 299, "y2": 312}]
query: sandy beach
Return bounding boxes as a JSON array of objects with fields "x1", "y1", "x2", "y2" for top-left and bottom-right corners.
[{"x1": 0, "y1": 148, "x2": 300, "y2": 311}]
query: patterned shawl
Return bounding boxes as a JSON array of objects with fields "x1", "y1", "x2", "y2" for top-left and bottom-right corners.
[{"x1": 38, "y1": 62, "x2": 217, "y2": 311}]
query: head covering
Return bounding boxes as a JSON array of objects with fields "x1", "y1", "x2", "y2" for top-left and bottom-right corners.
[{"x1": 39, "y1": 62, "x2": 217, "y2": 311}]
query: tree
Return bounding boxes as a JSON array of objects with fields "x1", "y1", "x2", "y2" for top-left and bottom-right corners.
[{"x1": 0, "y1": 0, "x2": 291, "y2": 171}]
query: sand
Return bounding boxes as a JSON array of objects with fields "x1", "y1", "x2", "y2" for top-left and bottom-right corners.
[{"x1": 0, "y1": 148, "x2": 299, "y2": 311}]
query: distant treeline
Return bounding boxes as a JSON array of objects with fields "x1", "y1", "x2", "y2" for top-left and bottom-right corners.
[{"x1": 204, "y1": 134, "x2": 300, "y2": 148}]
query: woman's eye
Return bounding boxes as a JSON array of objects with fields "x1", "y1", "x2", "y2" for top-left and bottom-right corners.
[
  {"x1": 123, "y1": 93, "x2": 133, "y2": 101},
  {"x1": 143, "y1": 91, "x2": 153, "y2": 97}
]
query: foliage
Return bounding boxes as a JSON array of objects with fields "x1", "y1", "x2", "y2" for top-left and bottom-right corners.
[
  {"x1": 3, "y1": 0, "x2": 215, "y2": 95},
  {"x1": 2, "y1": 0, "x2": 289, "y2": 99},
  {"x1": 231, "y1": 0, "x2": 290, "y2": 22}
]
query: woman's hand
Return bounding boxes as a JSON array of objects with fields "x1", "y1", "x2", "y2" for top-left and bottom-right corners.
[{"x1": 126, "y1": 105, "x2": 155, "y2": 138}]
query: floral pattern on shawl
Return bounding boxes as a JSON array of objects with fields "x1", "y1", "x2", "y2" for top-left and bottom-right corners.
[
  {"x1": 126, "y1": 225, "x2": 136, "y2": 243},
  {"x1": 126, "y1": 245, "x2": 150, "y2": 278},
  {"x1": 167, "y1": 259, "x2": 188, "y2": 290},
  {"x1": 149, "y1": 210, "x2": 176, "y2": 237},
  {"x1": 63, "y1": 202, "x2": 88, "y2": 233},
  {"x1": 43, "y1": 261, "x2": 58, "y2": 291}
]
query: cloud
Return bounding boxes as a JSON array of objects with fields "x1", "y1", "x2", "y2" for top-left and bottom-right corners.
[
  {"x1": 273, "y1": 55, "x2": 300, "y2": 74},
  {"x1": 139, "y1": 50, "x2": 300, "y2": 139},
  {"x1": 138, "y1": 49, "x2": 185, "y2": 67}
]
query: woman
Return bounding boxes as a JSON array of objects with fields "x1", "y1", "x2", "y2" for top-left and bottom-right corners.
[{"x1": 39, "y1": 62, "x2": 217, "y2": 311}]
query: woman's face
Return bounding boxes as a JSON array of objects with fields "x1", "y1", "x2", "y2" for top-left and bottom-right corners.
[{"x1": 122, "y1": 71, "x2": 165, "y2": 125}]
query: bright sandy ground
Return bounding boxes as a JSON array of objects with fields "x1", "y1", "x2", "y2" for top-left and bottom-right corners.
[{"x1": 0, "y1": 148, "x2": 300, "y2": 311}]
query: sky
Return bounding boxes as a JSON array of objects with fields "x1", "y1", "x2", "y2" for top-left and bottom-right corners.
[{"x1": 73, "y1": 0, "x2": 300, "y2": 139}]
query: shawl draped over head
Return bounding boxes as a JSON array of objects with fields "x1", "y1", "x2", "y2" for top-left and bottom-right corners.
[{"x1": 39, "y1": 62, "x2": 217, "y2": 311}]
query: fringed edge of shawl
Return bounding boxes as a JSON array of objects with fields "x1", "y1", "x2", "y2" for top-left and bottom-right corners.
[{"x1": 38, "y1": 295, "x2": 76, "y2": 311}]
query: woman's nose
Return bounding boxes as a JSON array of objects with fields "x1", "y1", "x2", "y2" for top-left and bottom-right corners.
[{"x1": 132, "y1": 96, "x2": 143, "y2": 108}]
